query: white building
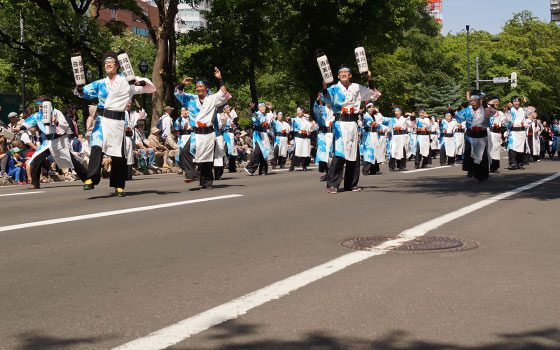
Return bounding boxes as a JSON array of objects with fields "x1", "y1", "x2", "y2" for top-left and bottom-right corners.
[
  {"x1": 176, "y1": 0, "x2": 212, "y2": 33},
  {"x1": 552, "y1": 0, "x2": 560, "y2": 22}
]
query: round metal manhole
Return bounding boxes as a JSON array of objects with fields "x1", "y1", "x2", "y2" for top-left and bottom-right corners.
[{"x1": 341, "y1": 236, "x2": 478, "y2": 254}]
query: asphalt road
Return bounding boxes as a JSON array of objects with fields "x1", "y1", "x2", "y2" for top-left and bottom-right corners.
[{"x1": 1, "y1": 155, "x2": 559, "y2": 350}]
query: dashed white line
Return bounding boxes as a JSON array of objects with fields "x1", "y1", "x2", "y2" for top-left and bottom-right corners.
[
  {"x1": 0, "y1": 194, "x2": 243, "y2": 233},
  {"x1": 0, "y1": 191, "x2": 45, "y2": 197},
  {"x1": 111, "y1": 172, "x2": 560, "y2": 350},
  {"x1": 402, "y1": 165, "x2": 452, "y2": 173}
]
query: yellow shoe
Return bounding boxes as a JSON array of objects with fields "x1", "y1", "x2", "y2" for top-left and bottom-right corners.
[
  {"x1": 83, "y1": 179, "x2": 94, "y2": 190},
  {"x1": 115, "y1": 187, "x2": 125, "y2": 197}
]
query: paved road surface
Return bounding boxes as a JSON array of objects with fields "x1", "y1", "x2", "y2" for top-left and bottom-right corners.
[{"x1": 1, "y1": 156, "x2": 559, "y2": 350}]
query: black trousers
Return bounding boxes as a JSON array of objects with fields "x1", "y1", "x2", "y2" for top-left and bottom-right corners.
[
  {"x1": 87, "y1": 146, "x2": 103, "y2": 185},
  {"x1": 439, "y1": 145, "x2": 455, "y2": 165},
  {"x1": 198, "y1": 161, "x2": 213, "y2": 187},
  {"x1": 272, "y1": 145, "x2": 287, "y2": 168},
  {"x1": 327, "y1": 143, "x2": 360, "y2": 189},
  {"x1": 227, "y1": 155, "x2": 237, "y2": 172},
  {"x1": 463, "y1": 140, "x2": 489, "y2": 181},
  {"x1": 214, "y1": 164, "x2": 224, "y2": 179},
  {"x1": 247, "y1": 143, "x2": 268, "y2": 174},
  {"x1": 109, "y1": 156, "x2": 127, "y2": 189},
  {"x1": 415, "y1": 148, "x2": 430, "y2": 168},
  {"x1": 388, "y1": 147, "x2": 407, "y2": 170},
  {"x1": 180, "y1": 141, "x2": 198, "y2": 179},
  {"x1": 490, "y1": 159, "x2": 500, "y2": 172},
  {"x1": 362, "y1": 161, "x2": 379, "y2": 175},
  {"x1": 542, "y1": 139, "x2": 551, "y2": 158},
  {"x1": 30, "y1": 149, "x2": 87, "y2": 188},
  {"x1": 318, "y1": 161, "x2": 328, "y2": 173},
  {"x1": 508, "y1": 149, "x2": 525, "y2": 168}
]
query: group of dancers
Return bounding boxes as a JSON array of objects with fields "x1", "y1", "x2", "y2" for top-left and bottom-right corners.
[{"x1": 11, "y1": 50, "x2": 553, "y2": 196}]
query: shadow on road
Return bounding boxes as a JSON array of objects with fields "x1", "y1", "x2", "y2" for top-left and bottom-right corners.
[
  {"x1": 174, "y1": 321, "x2": 560, "y2": 350},
  {"x1": 16, "y1": 331, "x2": 116, "y2": 350},
  {"x1": 188, "y1": 184, "x2": 246, "y2": 191},
  {"x1": 87, "y1": 189, "x2": 180, "y2": 199},
  {"x1": 377, "y1": 172, "x2": 560, "y2": 201}
]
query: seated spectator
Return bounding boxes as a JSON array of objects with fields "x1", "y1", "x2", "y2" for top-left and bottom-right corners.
[
  {"x1": 134, "y1": 120, "x2": 156, "y2": 169},
  {"x1": 7, "y1": 147, "x2": 26, "y2": 184},
  {"x1": 233, "y1": 130, "x2": 248, "y2": 165},
  {"x1": 147, "y1": 127, "x2": 172, "y2": 169},
  {"x1": 0, "y1": 134, "x2": 8, "y2": 177}
]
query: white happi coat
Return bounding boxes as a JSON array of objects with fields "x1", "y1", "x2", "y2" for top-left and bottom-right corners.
[
  {"x1": 24, "y1": 109, "x2": 74, "y2": 169},
  {"x1": 373, "y1": 113, "x2": 388, "y2": 163},
  {"x1": 441, "y1": 119, "x2": 458, "y2": 157},
  {"x1": 528, "y1": 119, "x2": 543, "y2": 156},
  {"x1": 416, "y1": 117, "x2": 431, "y2": 157},
  {"x1": 78, "y1": 74, "x2": 155, "y2": 157},
  {"x1": 323, "y1": 82, "x2": 379, "y2": 161},
  {"x1": 214, "y1": 112, "x2": 228, "y2": 167},
  {"x1": 456, "y1": 106, "x2": 494, "y2": 164},
  {"x1": 455, "y1": 120, "x2": 466, "y2": 155},
  {"x1": 390, "y1": 116, "x2": 410, "y2": 160},
  {"x1": 507, "y1": 106, "x2": 528, "y2": 153},
  {"x1": 488, "y1": 111, "x2": 506, "y2": 160},
  {"x1": 193, "y1": 90, "x2": 230, "y2": 163},
  {"x1": 295, "y1": 117, "x2": 312, "y2": 158}
]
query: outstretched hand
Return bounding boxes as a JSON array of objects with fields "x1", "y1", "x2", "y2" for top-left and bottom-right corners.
[
  {"x1": 182, "y1": 76, "x2": 193, "y2": 85},
  {"x1": 214, "y1": 67, "x2": 222, "y2": 79},
  {"x1": 249, "y1": 101, "x2": 256, "y2": 109}
]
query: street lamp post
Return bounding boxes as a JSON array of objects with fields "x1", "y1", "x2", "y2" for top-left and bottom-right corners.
[
  {"x1": 466, "y1": 25, "x2": 470, "y2": 93},
  {"x1": 138, "y1": 60, "x2": 149, "y2": 114},
  {"x1": 465, "y1": 25, "x2": 500, "y2": 93}
]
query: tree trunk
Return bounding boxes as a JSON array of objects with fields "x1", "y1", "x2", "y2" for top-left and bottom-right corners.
[
  {"x1": 151, "y1": 33, "x2": 168, "y2": 127},
  {"x1": 164, "y1": 31, "x2": 178, "y2": 116}
]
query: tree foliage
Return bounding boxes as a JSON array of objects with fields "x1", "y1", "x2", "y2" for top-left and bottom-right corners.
[{"x1": 1, "y1": 3, "x2": 560, "y2": 121}]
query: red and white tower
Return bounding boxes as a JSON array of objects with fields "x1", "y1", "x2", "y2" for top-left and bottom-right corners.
[{"x1": 426, "y1": 0, "x2": 443, "y2": 27}]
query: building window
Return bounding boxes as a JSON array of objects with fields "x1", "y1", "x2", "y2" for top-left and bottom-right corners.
[
  {"x1": 132, "y1": 27, "x2": 149, "y2": 36},
  {"x1": 110, "y1": 9, "x2": 117, "y2": 20}
]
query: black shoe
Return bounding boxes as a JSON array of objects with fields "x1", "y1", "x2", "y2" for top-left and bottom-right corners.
[
  {"x1": 289, "y1": 167, "x2": 294, "y2": 172},
  {"x1": 202, "y1": 186, "x2": 213, "y2": 190}
]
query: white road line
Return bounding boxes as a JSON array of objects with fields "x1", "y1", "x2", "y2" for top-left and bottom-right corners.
[
  {"x1": 272, "y1": 166, "x2": 318, "y2": 173},
  {"x1": 111, "y1": 172, "x2": 560, "y2": 350},
  {"x1": 402, "y1": 165, "x2": 452, "y2": 173},
  {"x1": 0, "y1": 194, "x2": 243, "y2": 233},
  {"x1": 0, "y1": 191, "x2": 45, "y2": 197}
]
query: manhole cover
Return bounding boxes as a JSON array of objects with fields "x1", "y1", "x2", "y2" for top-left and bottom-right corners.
[{"x1": 341, "y1": 236, "x2": 478, "y2": 253}]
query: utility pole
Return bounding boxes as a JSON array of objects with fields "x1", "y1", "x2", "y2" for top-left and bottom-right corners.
[
  {"x1": 20, "y1": 10, "x2": 26, "y2": 114},
  {"x1": 466, "y1": 25, "x2": 471, "y2": 94},
  {"x1": 476, "y1": 56, "x2": 480, "y2": 90}
]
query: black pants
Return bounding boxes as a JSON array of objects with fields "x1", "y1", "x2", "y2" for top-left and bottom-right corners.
[
  {"x1": 180, "y1": 141, "x2": 198, "y2": 179},
  {"x1": 127, "y1": 164, "x2": 133, "y2": 180},
  {"x1": 388, "y1": 148, "x2": 407, "y2": 170},
  {"x1": 247, "y1": 143, "x2": 268, "y2": 174},
  {"x1": 508, "y1": 149, "x2": 525, "y2": 168},
  {"x1": 272, "y1": 145, "x2": 287, "y2": 168},
  {"x1": 318, "y1": 161, "x2": 328, "y2": 173},
  {"x1": 327, "y1": 143, "x2": 360, "y2": 189},
  {"x1": 463, "y1": 140, "x2": 489, "y2": 181},
  {"x1": 109, "y1": 156, "x2": 127, "y2": 189},
  {"x1": 362, "y1": 161, "x2": 379, "y2": 175},
  {"x1": 87, "y1": 146, "x2": 104, "y2": 185},
  {"x1": 87, "y1": 139, "x2": 128, "y2": 190},
  {"x1": 227, "y1": 155, "x2": 237, "y2": 172},
  {"x1": 30, "y1": 149, "x2": 87, "y2": 188},
  {"x1": 214, "y1": 165, "x2": 224, "y2": 179},
  {"x1": 439, "y1": 145, "x2": 455, "y2": 165},
  {"x1": 198, "y1": 162, "x2": 213, "y2": 187},
  {"x1": 542, "y1": 139, "x2": 551, "y2": 158},
  {"x1": 415, "y1": 148, "x2": 430, "y2": 168}
]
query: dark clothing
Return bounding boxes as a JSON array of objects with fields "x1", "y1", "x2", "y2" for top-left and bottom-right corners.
[
  {"x1": 326, "y1": 143, "x2": 360, "y2": 190},
  {"x1": 179, "y1": 140, "x2": 198, "y2": 179},
  {"x1": 247, "y1": 143, "x2": 268, "y2": 175}
]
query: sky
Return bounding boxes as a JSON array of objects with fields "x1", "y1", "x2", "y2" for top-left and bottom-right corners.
[{"x1": 442, "y1": 0, "x2": 552, "y2": 34}]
